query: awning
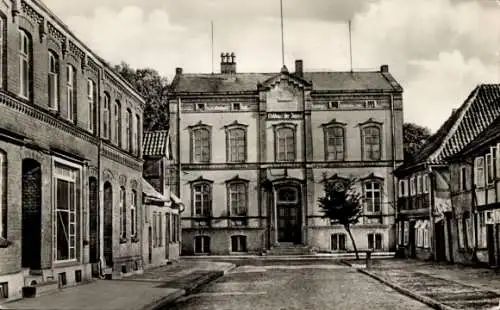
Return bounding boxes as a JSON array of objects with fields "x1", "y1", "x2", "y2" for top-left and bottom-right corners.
[{"x1": 142, "y1": 178, "x2": 169, "y2": 202}]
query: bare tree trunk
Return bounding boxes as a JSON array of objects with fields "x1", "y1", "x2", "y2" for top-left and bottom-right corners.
[{"x1": 345, "y1": 225, "x2": 359, "y2": 260}]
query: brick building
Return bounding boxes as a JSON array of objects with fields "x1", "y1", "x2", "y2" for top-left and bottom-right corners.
[
  {"x1": 168, "y1": 53, "x2": 404, "y2": 255},
  {"x1": 394, "y1": 84, "x2": 500, "y2": 262},
  {"x1": 0, "y1": 0, "x2": 144, "y2": 301}
]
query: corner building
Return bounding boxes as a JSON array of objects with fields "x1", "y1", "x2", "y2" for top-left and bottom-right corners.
[
  {"x1": 0, "y1": 0, "x2": 144, "y2": 301},
  {"x1": 169, "y1": 54, "x2": 404, "y2": 255}
]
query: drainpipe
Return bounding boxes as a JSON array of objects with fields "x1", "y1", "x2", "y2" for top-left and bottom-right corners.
[
  {"x1": 176, "y1": 97, "x2": 182, "y2": 255},
  {"x1": 390, "y1": 94, "x2": 398, "y2": 244},
  {"x1": 97, "y1": 67, "x2": 103, "y2": 278}
]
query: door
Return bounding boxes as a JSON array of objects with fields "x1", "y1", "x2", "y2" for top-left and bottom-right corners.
[
  {"x1": 435, "y1": 221, "x2": 446, "y2": 261},
  {"x1": 148, "y1": 226, "x2": 152, "y2": 264},
  {"x1": 22, "y1": 159, "x2": 42, "y2": 269},
  {"x1": 277, "y1": 204, "x2": 300, "y2": 243},
  {"x1": 103, "y1": 182, "x2": 113, "y2": 267},
  {"x1": 409, "y1": 221, "x2": 416, "y2": 258},
  {"x1": 89, "y1": 177, "x2": 99, "y2": 265},
  {"x1": 165, "y1": 213, "x2": 170, "y2": 260},
  {"x1": 487, "y1": 224, "x2": 495, "y2": 266}
]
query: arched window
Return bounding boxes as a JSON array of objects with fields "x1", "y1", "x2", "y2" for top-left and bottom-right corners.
[
  {"x1": 135, "y1": 114, "x2": 140, "y2": 156},
  {"x1": 0, "y1": 150, "x2": 6, "y2": 239},
  {"x1": 364, "y1": 180, "x2": 382, "y2": 213},
  {"x1": 102, "y1": 92, "x2": 110, "y2": 139},
  {"x1": 119, "y1": 186, "x2": 126, "y2": 240},
  {"x1": 113, "y1": 100, "x2": 121, "y2": 146},
  {"x1": 190, "y1": 125, "x2": 211, "y2": 163},
  {"x1": 130, "y1": 190, "x2": 137, "y2": 238},
  {"x1": 275, "y1": 124, "x2": 296, "y2": 162},
  {"x1": 192, "y1": 182, "x2": 212, "y2": 217},
  {"x1": 226, "y1": 127, "x2": 246, "y2": 163},
  {"x1": 324, "y1": 126, "x2": 345, "y2": 161},
  {"x1": 87, "y1": 79, "x2": 97, "y2": 132},
  {"x1": 194, "y1": 235, "x2": 210, "y2": 254},
  {"x1": 19, "y1": 30, "x2": 32, "y2": 99},
  {"x1": 67, "y1": 65, "x2": 77, "y2": 122},
  {"x1": 0, "y1": 15, "x2": 6, "y2": 88},
  {"x1": 48, "y1": 51, "x2": 59, "y2": 110},
  {"x1": 362, "y1": 125, "x2": 381, "y2": 161},
  {"x1": 227, "y1": 182, "x2": 247, "y2": 216}
]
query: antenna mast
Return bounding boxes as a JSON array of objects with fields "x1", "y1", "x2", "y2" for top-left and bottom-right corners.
[
  {"x1": 280, "y1": 0, "x2": 285, "y2": 67},
  {"x1": 211, "y1": 21, "x2": 214, "y2": 74},
  {"x1": 348, "y1": 20, "x2": 353, "y2": 72}
]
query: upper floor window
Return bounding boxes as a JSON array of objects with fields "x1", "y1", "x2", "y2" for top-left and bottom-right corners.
[
  {"x1": 398, "y1": 179, "x2": 408, "y2": 198},
  {"x1": 226, "y1": 126, "x2": 247, "y2": 163},
  {"x1": 190, "y1": 125, "x2": 211, "y2": 163},
  {"x1": 328, "y1": 101, "x2": 340, "y2": 109},
  {"x1": 48, "y1": 51, "x2": 59, "y2": 110},
  {"x1": 113, "y1": 100, "x2": 121, "y2": 146},
  {"x1": 364, "y1": 180, "x2": 382, "y2": 213},
  {"x1": 231, "y1": 103, "x2": 241, "y2": 111},
  {"x1": 103, "y1": 93, "x2": 110, "y2": 139},
  {"x1": 416, "y1": 175, "x2": 422, "y2": 194},
  {"x1": 475, "y1": 157, "x2": 485, "y2": 188},
  {"x1": 362, "y1": 125, "x2": 381, "y2": 161},
  {"x1": 119, "y1": 186, "x2": 126, "y2": 240},
  {"x1": 135, "y1": 114, "x2": 140, "y2": 156},
  {"x1": 131, "y1": 190, "x2": 137, "y2": 238},
  {"x1": 487, "y1": 150, "x2": 495, "y2": 185},
  {"x1": 66, "y1": 65, "x2": 77, "y2": 122},
  {"x1": 275, "y1": 124, "x2": 296, "y2": 162},
  {"x1": 192, "y1": 182, "x2": 212, "y2": 217},
  {"x1": 0, "y1": 150, "x2": 6, "y2": 239},
  {"x1": 364, "y1": 100, "x2": 377, "y2": 109},
  {"x1": 0, "y1": 16, "x2": 5, "y2": 88},
  {"x1": 423, "y1": 174, "x2": 429, "y2": 193},
  {"x1": 459, "y1": 166, "x2": 467, "y2": 191},
  {"x1": 227, "y1": 181, "x2": 248, "y2": 216},
  {"x1": 324, "y1": 126, "x2": 345, "y2": 161},
  {"x1": 19, "y1": 30, "x2": 32, "y2": 99},
  {"x1": 126, "y1": 109, "x2": 132, "y2": 153},
  {"x1": 410, "y1": 176, "x2": 416, "y2": 196},
  {"x1": 87, "y1": 79, "x2": 97, "y2": 132}
]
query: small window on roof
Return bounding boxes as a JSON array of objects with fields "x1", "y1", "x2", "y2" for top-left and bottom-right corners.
[
  {"x1": 195, "y1": 103, "x2": 206, "y2": 111},
  {"x1": 231, "y1": 103, "x2": 241, "y2": 111},
  {"x1": 365, "y1": 100, "x2": 377, "y2": 108},
  {"x1": 328, "y1": 101, "x2": 339, "y2": 109}
]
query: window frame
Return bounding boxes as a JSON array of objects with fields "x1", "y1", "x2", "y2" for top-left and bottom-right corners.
[
  {"x1": 66, "y1": 65, "x2": 77, "y2": 122},
  {"x1": 119, "y1": 186, "x2": 126, "y2": 241},
  {"x1": 0, "y1": 15, "x2": 6, "y2": 88},
  {"x1": 131, "y1": 190, "x2": 137, "y2": 238},
  {"x1": 323, "y1": 124, "x2": 346, "y2": 161},
  {"x1": 364, "y1": 180, "x2": 383, "y2": 213},
  {"x1": 48, "y1": 51, "x2": 59, "y2": 111},
  {"x1": 360, "y1": 123, "x2": 382, "y2": 161},
  {"x1": 189, "y1": 124, "x2": 212, "y2": 163},
  {"x1": 113, "y1": 100, "x2": 121, "y2": 146},
  {"x1": 194, "y1": 235, "x2": 210, "y2": 254},
  {"x1": 475, "y1": 156, "x2": 486, "y2": 188},
  {"x1": 331, "y1": 233, "x2": 346, "y2": 251},
  {"x1": 230, "y1": 235, "x2": 247, "y2": 253},
  {"x1": 459, "y1": 166, "x2": 467, "y2": 191},
  {"x1": 19, "y1": 29, "x2": 32, "y2": 100},
  {"x1": 191, "y1": 180, "x2": 213, "y2": 217},
  {"x1": 398, "y1": 179, "x2": 408, "y2": 198},
  {"x1": 225, "y1": 123, "x2": 247, "y2": 163},
  {"x1": 227, "y1": 180, "x2": 248, "y2": 217},
  {"x1": 0, "y1": 150, "x2": 6, "y2": 239},
  {"x1": 102, "y1": 93, "x2": 111, "y2": 139},
  {"x1": 274, "y1": 123, "x2": 297, "y2": 162},
  {"x1": 125, "y1": 108, "x2": 132, "y2": 153}
]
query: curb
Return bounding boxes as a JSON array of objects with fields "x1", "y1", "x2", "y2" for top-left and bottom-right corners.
[
  {"x1": 146, "y1": 264, "x2": 236, "y2": 310},
  {"x1": 358, "y1": 269, "x2": 456, "y2": 310}
]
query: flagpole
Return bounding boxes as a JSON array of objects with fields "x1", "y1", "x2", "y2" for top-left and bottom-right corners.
[
  {"x1": 280, "y1": 0, "x2": 285, "y2": 67},
  {"x1": 211, "y1": 21, "x2": 214, "y2": 74},
  {"x1": 348, "y1": 20, "x2": 353, "y2": 72}
]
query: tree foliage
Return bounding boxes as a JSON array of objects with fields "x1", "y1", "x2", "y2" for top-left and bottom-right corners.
[
  {"x1": 403, "y1": 122, "x2": 431, "y2": 162},
  {"x1": 113, "y1": 62, "x2": 169, "y2": 131},
  {"x1": 318, "y1": 178, "x2": 363, "y2": 259}
]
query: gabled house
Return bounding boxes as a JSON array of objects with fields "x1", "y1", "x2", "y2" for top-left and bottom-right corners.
[
  {"x1": 142, "y1": 130, "x2": 182, "y2": 268},
  {"x1": 395, "y1": 84, "x2": 500, "y2": 262}
]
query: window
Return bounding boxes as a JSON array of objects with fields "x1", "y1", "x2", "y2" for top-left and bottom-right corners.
[
  {"x1": 191, "y1": 127, "x2": 211, "y2": 163},
  {"x1": 152, "y1": 212, "x2": 157, "y2": 247},
  {"x1": 231, "y1": 103, "x2": 241, "y2": 111},
  {"x1": 103, "y1": 93, "x2": 110, "y2": 139},
  {"x1": 126, "y1": 109, "x2": 132, "y2": 152},
  {"x1": 324, "y1": 126, "x2": 344, "y2": 161},
  {"x1": 331, "y1": 233, "x2": 346, "y2": 251},
  {"x1": 410, "y1": 177, "x2": 416, "y2": 196},
  {"x1": 166, "y1": 213, "x2": 171, "y2": 243},
  {"x1": 423, "y1": 222, "x2": 430, "y2": 249},
  {"x1": 416, "y1": 175, "x2": 422, "y2": 194},
  {"x1": 487, "y1": 151, "x2": 495, "y2": 185},
  {"x1": 195, "y1": 103, "x2": 206, "y2": 111},
  {"x1": 119, "y1": 187, "x2": 126, "y2": 240},
  {"x1": 48, "y1": 52, "x2": 59, "y2": 110},
  {"x1": 368, "y1": 233, "x2": 383, "y2": 250},
  {"x1": 193, "y1": 182, "x2": 212, "y2": 217},
  {"x1": 87, "y1": 79, "x2": 97, "y2": 131},
  {"x1": 478, "y1": 211, "x2": 487, "y2": 248},
  {"x1": 457, "y1": 219, "x2": 464, "y2": 249},
  {"x1": 54, "y1": 164, "x2": 79, "y2": 262},
  {"x1": 398, "y1": 180, "x2": 408, "y2": 198},
  {"x1": 403, "y1": 221, "x2": 409, "y2": 245},
  {"x1": 19, "y1": 30, "x2": 31, "y2": 99},
  {"x1": 0, "y1": 17, "x2": 5, "y2": 87},
  {"x1": 423, "y1": 174, "x2": 429, "y2": 193},
  {"x1": 398, "y1": 223, "x2": 403, "y2": 245},
  {"x1": 194, "y1": 236, "x2": 210, "y2": 253},
  {"x1": 460, "y1": 166, "x2": 467, "y2": 191},
  {"x1": 328, "y1": 101, "x2": 339, "y2": 109},
  {"x1": 113, "y1": 101, "x2": 121, "y2": 146},
  {"x1": 131, "y1": 191, "x2": 137, "y2": 237},
  {"x1": 277, "y1": 187, "x2": 298, "y2": 204},
  {"x1": 158, "y1": 212, "x2": 163, "y2": 247},
  {"x1": 228, "y1": 182, "x2": 247, "y2": 216},
  {"x1": 172, "y1": 214, "x2": 179, "y2": 242},
  {"x1": 66, "y1": 65, "x2": 76, "y2": 122},
  {"x1": 364, "y1": 181, "x2": 382, "y2": 213},
  {"x1": 415, "y1": 221, "x2": 423, "y2": 247},
  {"x1": 231, "y1": 235, "x2": 247, "y2": 252},
  {"x1": 362, "y1": 126, "x2": 381, "y2": 160},
  {"x1": 226, "y1": 127, "x2": 246, "y2": 163},
  {"x1": 475, "y1": 157, "x2": 485, "y2": 187},
  {"x1": 275, "y1": 125, "x2": 296, "y2": 162},
  {"x1": 135, "y1": 115, "x2": 140, "y2": 156},
  {"x1": 365, "y1": 100, "x2": 377, "y2": 108},
  {"x1": 0, "y1": 151, "x2": 6, "y2": 239}
]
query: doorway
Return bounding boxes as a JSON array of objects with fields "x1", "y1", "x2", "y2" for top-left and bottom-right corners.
[
  {"x1": 487, "y1": 224, "x2": 495, "y2": 266},
  {"x1": 409, "y1": 221, "x2": 416, "y2": 258},
  {"x1": 22, "y1": 159, "x2": 42, "y2": 269},
  {"x1": 148, "y1": 226, "x2": 152, "y2": 264},
  {"x1": 276, "y1": 186, "x2": 301, "y2": 244},
  {"x1": 435, "y1": 221, "x2": 446, "y2": 261},
  {"x1": 103, "y1": 182, "x2": 113, "y2": 268},
  {"x1": 89, "y1": 177, "x2": 99, "y2": 265}
]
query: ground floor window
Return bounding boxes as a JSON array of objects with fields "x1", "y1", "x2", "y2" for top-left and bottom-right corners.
[
  {"x1": 331, "y1": 233, "x2": 346, "y2": 251},
  {"x1": 54, "y1": 162, "x2": 80, "y2": 262},
  {"x1": 231, "y1": 235, "x2": 247, "y2": 252},
  {"x1": 478, "y1": 212, "x2": 487, "y2": 248},
  {"x1": 457, "y1": 219, "x2": 464, "y2": 249},
  {"x1": 194, "y1": 236, "x2": 210, "y2": 253},
  {"x1": 368, "y1": 233, "x2": 383, "y2": 251},
  {"x1": 403, "y1": 221, "x2": 409, "y2": 246}
]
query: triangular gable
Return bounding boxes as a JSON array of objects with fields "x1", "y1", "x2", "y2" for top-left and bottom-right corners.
[{"x1": 259, "y1": 67, "x2": 312, "y2": 91}]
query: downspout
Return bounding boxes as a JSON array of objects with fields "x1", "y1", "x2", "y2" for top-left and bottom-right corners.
[
  {"x1": 97, "y1": 67, "x2": 103, "y2": 278},
  {"x1": 176, "y1": 97, "x2": 182, "y2": 254},
  {"x1": 390, "y1": 94, "x2": 398, "y2": 246}
]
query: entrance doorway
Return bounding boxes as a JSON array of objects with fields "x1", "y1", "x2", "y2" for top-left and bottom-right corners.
[
  {"x1": 148, "y1": 226, "x2": 152, "y2": 264},
  {"x1": 487, "y1": 224, "x2": 495, "y2": 266},
  {"x1": 103, "y1": 182, "x2": 113, "y2": 268},
  {"x1": 22, "y1": 159, "x2": 42, "y2": 269},
  {"x1": 435, "y1": 220, "x2": 446, "y2": 261},
  {"x1": 89, "y1": 177, "x2": 99, "y2": 265},
  {"x1": 276, "y1": 186, "x2": 301, "y2": 244}
]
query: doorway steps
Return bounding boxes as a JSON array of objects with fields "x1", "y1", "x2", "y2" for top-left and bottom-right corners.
[
  {"x1": 267, "y1": 244, "x2": 312, "y2": 256},
  {"x1": 22, "y1": 269, "x2": 59, "y2": 298}
]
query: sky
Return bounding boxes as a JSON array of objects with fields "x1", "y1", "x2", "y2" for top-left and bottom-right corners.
[{"x1": 43, "y1": 0, "x2": 500, "y2": 132}]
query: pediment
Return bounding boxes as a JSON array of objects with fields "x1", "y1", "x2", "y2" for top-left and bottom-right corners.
[{"x1": 259, "y1": 71, "x2": 312, "y2": 91}]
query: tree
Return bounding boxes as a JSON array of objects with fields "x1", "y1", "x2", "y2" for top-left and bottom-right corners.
[
  {"x1": 318, "y1": 178, "x2": 363, "y2": 260},
  {"x1": 113, "y1": 62, "x2": 169, "y2": 131},
  {"x1": 403, "y1": 123, "x2": 431, "y2": 162}
]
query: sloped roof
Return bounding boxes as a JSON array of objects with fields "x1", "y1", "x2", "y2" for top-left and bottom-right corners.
[
  {"x1": 396, "y1": 84, "x2": 500, "y2": 173},
  {"x1": 170, "y1": 70, "x2": 401, "y2": 93},
  {"x1": 142, "y1": 178, "x2": 168, "y2": 202},
  {"x1": 143, "y1": 130, "x2": 169, "y2": 157},
  {"x1": 454, "y1": 115, "x2": 500, "y2": 158}
]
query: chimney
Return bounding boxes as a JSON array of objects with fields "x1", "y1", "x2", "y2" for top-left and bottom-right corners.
[
  {"x1": 175, "y1": 67, "x2": 183, "y2": 75},
  {"x1": 221, "y1": 52, "x2": 236, "y2": 74},
  {"x1": 380, "y1": 64, "x2": 389, "y2": 73},
  {"x1": 295, "y1": 60, "x2": 303, "y2": 78}
]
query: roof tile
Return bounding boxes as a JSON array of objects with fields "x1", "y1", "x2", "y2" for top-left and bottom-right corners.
[{"x1": 143, "y1": 130, "x2": 169, "y2": 157}]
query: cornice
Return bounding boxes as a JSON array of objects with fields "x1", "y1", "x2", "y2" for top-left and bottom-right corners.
[{"x1": 101, "y1": 142, "x2": 143, "y2": 171}]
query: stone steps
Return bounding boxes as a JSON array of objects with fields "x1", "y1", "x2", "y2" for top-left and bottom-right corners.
[{"x1": 267, "y1": 244, "x2": 311, "y2": 256}]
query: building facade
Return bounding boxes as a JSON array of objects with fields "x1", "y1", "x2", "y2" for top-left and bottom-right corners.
[
  {"x1": 395, "y1": 84, "x2": 500, "y2": 262},
  {"x1": 169, "y1": 54, "x2": 404, "y2": 255},
  {"x1": 0, "y1": 0, "x2": 144, "y2": 301}
]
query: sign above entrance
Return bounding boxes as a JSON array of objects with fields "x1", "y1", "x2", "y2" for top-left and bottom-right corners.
[{"x1": 267, "y1": 112, "x2": 303, "y2": 120}]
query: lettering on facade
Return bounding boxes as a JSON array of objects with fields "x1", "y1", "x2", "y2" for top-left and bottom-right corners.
[{"x1": 266, "y1": 112, "x2": 302, "y2": 120}]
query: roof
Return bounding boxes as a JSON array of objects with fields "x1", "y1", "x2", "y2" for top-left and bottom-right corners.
[
  {"x1": 396, "y1": 84, "x2": 500, "y2": 174},
  {"x1": 170, "y1": 70, "x2": 402, "y2": 94},
  {"x1": 142, "y1": 178, "x2": 169, "y2": 202},
  {"x1": 142, "y1": 130, "x2": 169, "y2": 157},
  {"x1": 454, "y1": 115, "x2": 500, "y2": 158}
]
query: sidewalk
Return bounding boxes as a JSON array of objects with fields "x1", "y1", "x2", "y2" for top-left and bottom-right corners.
[
  {"x1": 0, "y1": 260, "x2": 235, "y2": 310},
  {"x1": 352, "y1": 259, "x2": 500, "y2": 310}
]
